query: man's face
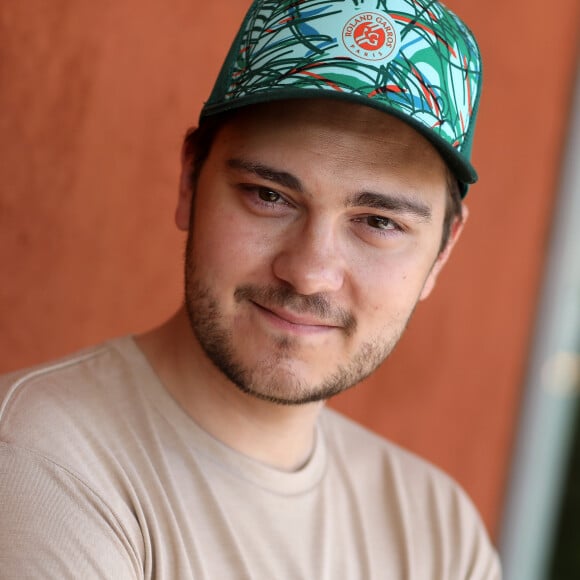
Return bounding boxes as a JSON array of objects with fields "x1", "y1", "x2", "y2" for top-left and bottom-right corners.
[{"x1": 177, "y1": 100, "x2": 462, "y2": 405}]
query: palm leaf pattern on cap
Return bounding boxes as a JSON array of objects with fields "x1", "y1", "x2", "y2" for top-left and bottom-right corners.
[{"x1": 225, "y1": 0, "x2": 481, "y2": 152}]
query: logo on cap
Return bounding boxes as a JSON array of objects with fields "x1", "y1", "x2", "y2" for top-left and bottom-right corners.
[{"x1": 341, "y1": 12, "x2": 399, "y2": 63}]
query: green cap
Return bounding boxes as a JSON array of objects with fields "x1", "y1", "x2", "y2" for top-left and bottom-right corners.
[{"x1": 201, "y1": 0, "x2": 483, "y2": 197}]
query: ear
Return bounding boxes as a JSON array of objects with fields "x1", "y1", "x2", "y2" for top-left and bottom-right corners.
[
  {"x1": 419, "y1": 204, "x2": 469, "y2": 301},
  {"x1": 175, "y1": 129, "x2": 197, "y2": 232}
]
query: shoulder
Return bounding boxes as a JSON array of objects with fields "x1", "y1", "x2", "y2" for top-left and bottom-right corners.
[
  {"x1": 322, "y1": 406, "x2": 466, "y2": 490},
  {"x1": 1, "y1": 343, "x2": 108, "y2": 437},
  {"x1": 0, "y1": 337, "x2": 146, "y2": 466},
  {"x1": 321, "y1": 406, "x2": 481, "y2": 514},
  {"x1": 320, "y1": 407, "x2": 501, "y2": 578}
]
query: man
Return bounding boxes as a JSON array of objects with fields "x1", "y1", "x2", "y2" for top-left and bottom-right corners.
[{"x1": 0, "y1": 0, "x2": 500, "y2": 578}]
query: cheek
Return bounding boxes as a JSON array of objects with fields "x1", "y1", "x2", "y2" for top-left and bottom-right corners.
[
  {"x1": 351, "y1": 251, "x2": 435, "y2": 318},
  {"x1": 190, "y1": 202, "x2": 279, "y2": 285}
]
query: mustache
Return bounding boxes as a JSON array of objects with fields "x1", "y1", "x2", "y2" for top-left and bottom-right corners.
[{"x1": 234, "y1": 284, "x2": 357, "y2": 336}]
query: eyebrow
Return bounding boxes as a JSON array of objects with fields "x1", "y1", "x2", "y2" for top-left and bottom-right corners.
[
  {"x1": 227, "y1": 157, "x2": 432, "y2": 222},
  {"x1": 346, "y1": 191, "x2": 432, "y2": 222},
  {"x1": 227, "y1": 158, "x2": 305, "y2": 193}
]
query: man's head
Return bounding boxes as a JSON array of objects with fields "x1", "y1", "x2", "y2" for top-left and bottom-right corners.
[
  {"x1": 173, "y1": 0, "x2": 481, "y2": 406},
  {"x1": 176, "y1": 99, "x2": 465, "y2": 405}
]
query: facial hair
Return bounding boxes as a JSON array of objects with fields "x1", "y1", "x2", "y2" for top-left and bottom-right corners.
[{"x1": 183, "y1": 231, "x2": 410, "y2": 406}]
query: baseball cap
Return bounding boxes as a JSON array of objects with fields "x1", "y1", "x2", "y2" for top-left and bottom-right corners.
[{"x1": 201, "y1": 0, "x2": 483, "y2": 197}]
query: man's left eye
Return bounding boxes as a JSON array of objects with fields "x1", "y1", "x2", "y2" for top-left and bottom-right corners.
[
  {"x1": 258, "y1": 188, "x2": 282, "y2": 203},
  {"x1": 366, "y1": 216, "x2": 397, "y2": 230}
]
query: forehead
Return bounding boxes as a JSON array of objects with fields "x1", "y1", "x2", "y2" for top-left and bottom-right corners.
[{"x1": 209, "y1": 99, "x2": 448, "y2": 199}]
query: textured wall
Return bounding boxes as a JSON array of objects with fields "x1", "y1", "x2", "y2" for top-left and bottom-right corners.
[{"x1": 1, "y1": 0, "x2": 579, "y2": 537}]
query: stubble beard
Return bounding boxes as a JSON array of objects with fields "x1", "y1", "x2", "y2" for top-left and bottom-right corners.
[{"x1": 183, "y1": 233, "x2": 409, "y2": 406}]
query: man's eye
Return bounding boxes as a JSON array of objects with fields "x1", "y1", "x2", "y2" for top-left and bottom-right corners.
[
  {"x1": 258, "y1": 188, "x2": 282, "y2": 203},
  {"x1": 366, "y1": 215, "x2": 397, "y2": 230}
]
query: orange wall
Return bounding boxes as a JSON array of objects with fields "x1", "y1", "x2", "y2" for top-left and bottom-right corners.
[{"x1": 1, "y1": 0, "x2": 579, "y2": 537}]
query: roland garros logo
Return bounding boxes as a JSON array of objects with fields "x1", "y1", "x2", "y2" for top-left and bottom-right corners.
[{"x1": 342, "y1": 12, "x2": 400, "y2": 62}]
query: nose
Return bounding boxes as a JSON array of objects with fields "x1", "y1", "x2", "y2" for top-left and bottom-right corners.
[{"x1": 272, "y1": 218, "x2": 345, "y2": 295}]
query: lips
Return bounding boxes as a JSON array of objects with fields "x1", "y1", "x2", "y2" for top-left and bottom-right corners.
[
  {"x1": 251, "y1": 301, "x2": 338, "y2": 330},
  {"x1": 234, "y1": 284, "x2": 356, "y2": 337}
]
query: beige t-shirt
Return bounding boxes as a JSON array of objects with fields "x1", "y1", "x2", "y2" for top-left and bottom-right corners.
[{"x1": 0, "y1": 337, "x2": 500, "y2": 579}]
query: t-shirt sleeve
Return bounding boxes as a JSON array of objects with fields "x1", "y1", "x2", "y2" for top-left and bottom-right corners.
[{"x1": 0, "y1": 443, "x2": 142, "y2": 580}]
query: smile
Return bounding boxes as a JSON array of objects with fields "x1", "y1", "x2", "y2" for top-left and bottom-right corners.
[{"x1": 250, "y1": 301, "x2": 339, "y2": 335}]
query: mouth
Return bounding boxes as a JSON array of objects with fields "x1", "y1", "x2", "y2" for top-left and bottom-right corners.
[
  {"x1": 234, "y1": 284, "x2": 357, "y2": 337},
  {"x1": 250, "y1": 301, "x2": 339, "y2": 335}
]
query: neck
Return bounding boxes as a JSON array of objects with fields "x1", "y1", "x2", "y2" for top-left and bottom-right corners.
[{"x1": 136, "y1": 309, "x2": 323, "y2": 471}]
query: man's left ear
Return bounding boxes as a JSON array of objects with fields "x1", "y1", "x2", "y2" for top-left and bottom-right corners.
[{"x1": 419, "y1": 204, "x2": 469, "y2": 301}]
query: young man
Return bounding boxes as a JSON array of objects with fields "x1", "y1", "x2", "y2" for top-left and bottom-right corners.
[{"x1": 0, "y1": 1, "x2": 501, "y2": 578}]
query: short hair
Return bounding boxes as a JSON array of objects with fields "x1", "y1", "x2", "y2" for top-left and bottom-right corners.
[{"x1": 183, "y1": 114, "x2": 463, "y2": 253}]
